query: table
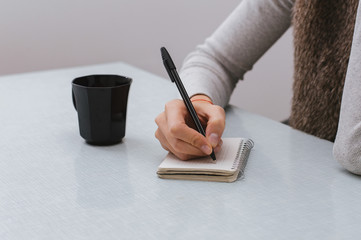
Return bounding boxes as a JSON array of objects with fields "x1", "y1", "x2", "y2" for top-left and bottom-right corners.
[{"x1": 1, "y1": 62, "x2": 361, "y2": 239}]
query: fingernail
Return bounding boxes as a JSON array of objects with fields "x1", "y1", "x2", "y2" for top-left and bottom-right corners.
[
  {"x1": 209, "y1": 133, "x2": 219, "y2": 147},
  {"x1": 201, "y1": 145, "x2": 212, "y2": 155}
]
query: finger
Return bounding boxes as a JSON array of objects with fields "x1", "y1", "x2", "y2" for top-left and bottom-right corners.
[
  {"x1": 162, "y1": 122, "x2": 211, "y2": 156},
  {"x1": 164, "y1": 101, "x2": 212, "y2": 154},
  {"x1": 190, "y1": 102, "x2": 225, "y2": 148},
  {"x1": 156, "y1": 128, "x2": 206, "y2": 160},
  {"x1": 155, "y1": 109, "x2": 210, "y2": 156},
  {"x1": 202, "y1": 105, "x2": 225, "y2": 148},
  {"x1": 213, "y1": 138, "x2": 223, "y2": 153},
  {"x1": 167, "y1": 122, "x2": 212, "y2": 155},
  {"x1": 155, "y1": 128, "x2": 170, "y2": 152}
]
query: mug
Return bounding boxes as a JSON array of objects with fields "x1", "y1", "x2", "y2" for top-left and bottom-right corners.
[{"x1": 72, "y1": 74, "x2": 132, "y2": 145}]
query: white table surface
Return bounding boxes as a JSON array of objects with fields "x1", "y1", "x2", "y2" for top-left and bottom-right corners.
[{"x1": 1, "y1": 62, "x2": 361, "y2": 239}]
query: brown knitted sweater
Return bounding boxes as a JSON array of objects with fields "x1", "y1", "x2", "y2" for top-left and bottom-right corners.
[{"x1": 290, "y1": 0, "x2": 359, "y2": 141}]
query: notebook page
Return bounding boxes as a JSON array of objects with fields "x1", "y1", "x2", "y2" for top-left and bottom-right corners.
[{"x1": 158, "y1": 138, "x2": 243, "y2": 171}]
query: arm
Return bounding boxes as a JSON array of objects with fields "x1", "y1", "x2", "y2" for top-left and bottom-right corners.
[
  {"x1": 333, "y1": 1, "x2": 361, "y2": 175},
  {"x1": 155, "y1": 0, "x2": 295, "y2": 160},
  {"x1": 180, "y1": 0, "x2": 295, "y2": 107}
]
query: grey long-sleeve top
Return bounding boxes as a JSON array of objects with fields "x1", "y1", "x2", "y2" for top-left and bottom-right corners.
[{"x1": 179, "y1": 0, "x2": 361, "y2": 174}]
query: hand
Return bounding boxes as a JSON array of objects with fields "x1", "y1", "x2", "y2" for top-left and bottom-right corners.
[{"x1": 155, "y1": 95, "x2": 225, "y2": 160}]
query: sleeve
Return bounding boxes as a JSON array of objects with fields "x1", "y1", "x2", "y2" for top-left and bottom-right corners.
[
  {"x1": 180, "y1": 0, "x2": 295, "y2": 107},
  {"x1": 333, "y1": 1, "x2": 361, "y2": 175}
]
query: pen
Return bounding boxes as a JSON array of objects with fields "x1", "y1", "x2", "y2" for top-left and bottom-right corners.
[{"x1": 160, "y1": 47, "x2": 216, "y2": 161}]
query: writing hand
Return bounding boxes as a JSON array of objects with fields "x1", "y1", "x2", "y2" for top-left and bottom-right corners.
[{"x1": 155, "y1": 95, "x2": 225, "y2": 160}]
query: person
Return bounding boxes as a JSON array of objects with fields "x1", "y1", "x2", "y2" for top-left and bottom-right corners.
[{"x1": 155, "y1": 0, "x2": 361, "y2": 175}]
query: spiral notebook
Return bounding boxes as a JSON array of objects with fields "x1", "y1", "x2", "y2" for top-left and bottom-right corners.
[{"x1": 157, "y1": 138, "x2": 254, "y2": 183}]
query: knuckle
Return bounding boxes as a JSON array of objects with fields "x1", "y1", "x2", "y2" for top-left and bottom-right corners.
[
  {"x1": 160, "y1": 143, "x2": 169, "y2": 151},
  {"x1": 172, "y1": 140, "x2": 183, "y2": 153},
  {"x1": 190, "y1": 134, "x2": 202, "y2": 147},
  {"x1": 214, "y1": 118, "x2": 226, "y2": 128},
  {"x1": 155, "y1": 112, "x2": 165, "y2": 126},
  {"x1": 169, "y1": 124, "x2": 181, "y2": 137},
  {"x1": 154, "y1": 129, "x2": 160, "y2": 140},
  {"x1": 154, "y1": 115, "x2": 160, "y2": 125},
  {"x1": 165, "y1": 99, "x2": 182, "y2": 111},
  {"x1": 177, "y1": 153, "x2": 190, "y2": 161},
  {"x1": 164, "y1": 102, "x2": 171, "y2": 111},
  {"x1": 165, "y1": 101, "x2": 175, "y2": 111},
  {"x1": 215, "y1": 105, "x2": 225, "y2": 116},
  {"x1": 211, "y1": 107, "x2": 226, "y2": 126}
]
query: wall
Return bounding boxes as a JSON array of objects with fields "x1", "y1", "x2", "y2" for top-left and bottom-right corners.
[{"x1": 0, "y1": 0, "x2": 293, "y2": 121}]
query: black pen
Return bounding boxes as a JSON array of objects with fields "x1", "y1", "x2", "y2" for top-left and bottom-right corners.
[{"x1": 160, "y1": 47, "x2": 216, "y2": 161}]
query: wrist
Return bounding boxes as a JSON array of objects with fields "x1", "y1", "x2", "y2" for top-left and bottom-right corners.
[{"x1": 191, "y1": 94, "x2": 213, "y2": 105}]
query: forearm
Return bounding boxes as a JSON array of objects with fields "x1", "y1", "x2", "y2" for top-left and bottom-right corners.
[{"x1": 180, "y1": 0, "x2": 294, "y2": 107}]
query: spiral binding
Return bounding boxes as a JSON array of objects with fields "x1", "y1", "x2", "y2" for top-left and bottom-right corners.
[{"x1": 231, "y1": 139, "x2": 254, "y2": 176}]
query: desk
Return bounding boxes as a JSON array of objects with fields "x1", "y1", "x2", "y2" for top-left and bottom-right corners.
[{"x1": 1, "y1": 62, "x2": 360, "y2": 239}]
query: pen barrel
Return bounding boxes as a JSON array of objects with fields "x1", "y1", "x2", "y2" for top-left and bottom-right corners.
[
  {"x1": 161, "y1": 46, "x2": 215, "y2": 160},
  {"x1": 170, "y1": 70, "x2": 206, "y2": 136}
]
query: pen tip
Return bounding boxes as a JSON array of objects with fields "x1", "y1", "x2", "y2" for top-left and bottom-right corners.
[{"x1": 211, "y1": 151, "x2": 216, "y2": 161}]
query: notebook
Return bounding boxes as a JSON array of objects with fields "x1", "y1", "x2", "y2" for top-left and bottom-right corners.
[{"x1": 157, "y1": 138, "x2": 254, "y2": 183}]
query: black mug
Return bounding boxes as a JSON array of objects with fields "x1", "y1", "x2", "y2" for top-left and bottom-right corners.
[{"x1": 72, "y1": 75, "x2": 132, "y2": 145}]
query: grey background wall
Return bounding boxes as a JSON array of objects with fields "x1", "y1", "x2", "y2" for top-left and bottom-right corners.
[{"x1": 0, "y1": 0, "x2": 293, "y2": 121}]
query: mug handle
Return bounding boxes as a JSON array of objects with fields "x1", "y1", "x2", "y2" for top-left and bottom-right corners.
[{"x1": 72, "y1": 89, "x2": 77, "y2": 110}]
